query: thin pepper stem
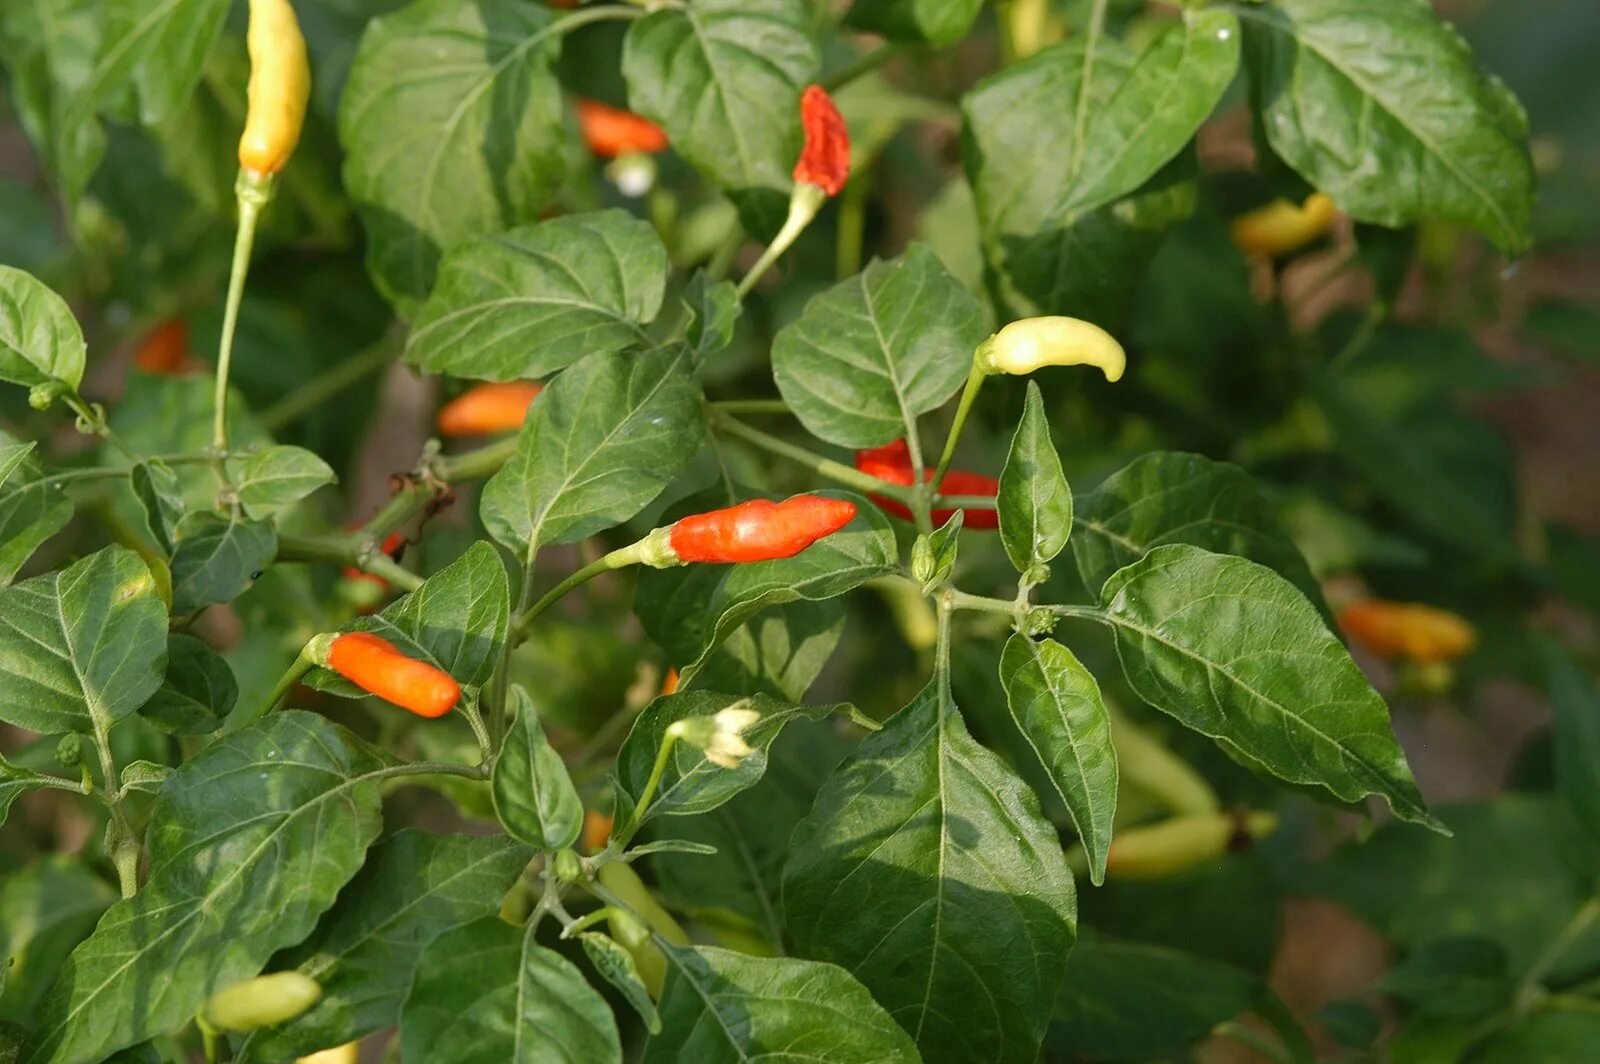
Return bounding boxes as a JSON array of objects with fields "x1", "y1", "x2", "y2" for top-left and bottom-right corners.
[
  {"x1": 710, "y1": 398, "x2": 791, "y2": 416},
  {"x1": 735, "y1": 185, "x2": 826, "y2": 299},
  {"x1": 225, "y1": 633, "x2": 331, "y2": 735},
  {"x1": 88, "y1": 714, "x2": 135, "y2": 897},
  {"x1": 258, "y1": 330, "x2": 399, "y2": 431},
  {"x1": 629, "y1": 730, "x2": 680, "y2": 831},
  {"x1": 707, "y1": 408, "x2": 917, "y2": 502},
  {"x1": 559, "y1": 906, "x2": 619, "y2": 939},
  {"x1": 932, "y1": 359, "x2": 989, "y2": 489},
  {"x1": 514, "y1": 538, "x2": 656, "y2": 636},
  {"x1": 214, "y1": 172, "x2": 275, "y2": 459}
]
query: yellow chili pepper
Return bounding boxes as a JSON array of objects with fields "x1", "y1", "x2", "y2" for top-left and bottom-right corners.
[
  {"x1": 297, "y1": 1043, "x2": 359, "y2": 1064},
  {"x1": 1230, "y1": 193, "x2": 1339, "y2": 258},
  {"x1": 1104, "y1": 811, "x2": 1278, "y2": 880},
  {"x1": 979, "y1": 316, "x2": 1126, "y2": 381},
  {"x1": 201, "y1": 971, "x2": 321, "y2": 1032},
  {"x1": 239, "y1": 0, "x2": 311, "y2": 178},
  {"x1": 1337, "y1": 599, "x2": 1476, "y2": 665}
]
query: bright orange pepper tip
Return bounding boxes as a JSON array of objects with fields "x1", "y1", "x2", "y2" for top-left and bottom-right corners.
[
  {"x1": 576, "y1": 99, "x2": 668, "y2": 158},
  {"x1": 1337, "y1": 599, "x2": 1477, "y2": 665},
  {"x1": 856, "y1": 439, "x2": 999, "y2": 529},
  {"x1": 668, "y1": 496, "x2": 857, "y2": 564},
  {"x1": 661, "y1": 666, "x2": 680, "y2": 696},
  {"x1": 436, "y1": 381, "x2": 542, "y2": 437},
  {"x1": 133, "y1": 319, "x2": 195, "y2": 375},
  {"x1": 793, "y1": 85, "x2": 849, "y2": 197},
  {"x1": 582, "y1": 809, "x2": 613, "y2": 853},
  {"x1": 326, "y1": 632, "x2": 460, "y2": 718}
]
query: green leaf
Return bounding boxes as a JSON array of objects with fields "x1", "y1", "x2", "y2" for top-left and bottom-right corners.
[
  {"x1": 0, "y1": 441, "x2": 35, "y2": 492},
  {"x1": 622, "y1": 0, "x2": 817, "y2": 231},
  {"x1": 578, "y1": 933, "x2": 660, "y2": 1036},
  {"x1": 1071, "y1": 451, "x2": 1325, "y2": 610},
  {"x1": 399, "y1": 916, "x2": 621, "y2": 1064},
  {"x1": 0, "y1": 266, "x2": 85, "y2": 392},
  {"x1": 481, "y1": 346, "x2": 704, "y2": 562},
  {"x1": 635, "y1": 492, "x2": 896, "y2": 684},
  {"x1": 239, "y1": 831, "x2": 534, "y2": 1062},
  {"x1": 339, "y1": 0, "x2": 565, "y2": 311},
  {"x1": 645, "y1": 945, "x2": 920, "y2": 1063},
  {"x1": 997, "y1": 382, "x2": 1072, "y2": 577},
  {"x1": 115, "y1": 760, "x2": 170, "y2": 796},
  {"x1": 232, "y1": 446, "x2": 335, "y2": 520},
  {"x1": 24, "y1": 712, "x2": 386, "y2": 1064},
  {"x1": 0, "y1": 858, "x2": 116, "y2": 1024},
  {"x1": 1047, "y1": 939, "x2": 1260, "y2": 1062},
  {"x1": 912, "y1": 511, "x2": 962, "y2": 594},
  {"x1": 0, "y1": 437, "x2": 72, "y2": 585},
  {"x1": 846, "y1": 0, "x2": 981, "y2": 47},
  {"x1": 1468, "y1": 1010, "x2": 1600, "y2": 1064},
  {"x1": 0, "y1": 546, "x2": 167, "y2": 736},
  {"x1": 1544, "y1": 643, "x2": 1600, "y2": 844},
  {"x1": 0, "y1": 753, "x2": 49, "y2": 827},
  {"x1": 1099, "y1": 544, "x2": 1437, "y2": 829},
  {"x1": 1240, "y1": 0, "x2": 1534, "y2": 255},
  {"x1": 617, "y1": 691, "x2": 834, "y2": 822},
  {"x1": 1376, "y1": 936, "x2": 1511, "y2": 1020},
  {"x1": 963, "y1": 12, "x2": 1235, "y2": 319},
  {"x1": 783, "y1": 680, "x2": 1077, "y2": 1064},
  {"x1": 999, "y1": 634, "x2": 1117, "y2": 885},
  {"x1": 772, "y1": 245, "x2": 986, "y2": 448},
  {"x1": 682, "y1": 271, "x2": 740, "y2": 362},
  {"x1": 129, "y1": 460, "x2": 184, "y2": 553},
  {"x1": 406, "y1": 210, "x2": 668, "y2": 382},
  {"x1": 137, "y1": 634, "x2": 235, "y2": 736},
  {"x1": 493, "y1": 687, "x2": 583, "y2": 850},
  {"x1": 168, "y1": 513, "x2": 276, "y2": 615},
  {"x1": 689, "y1": 599, "x2": 846, "y2": 702}
]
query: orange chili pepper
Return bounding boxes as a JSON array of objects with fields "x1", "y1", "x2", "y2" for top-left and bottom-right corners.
[
  {"x1": 856, "y1": 439, "x2": 999, "y2": 529},
  {"x1": 576, "y1": 99, "x2": 668, "y2": 158},
  {"x1": 668, "y1": 496, "x2": 857, "y2": 564},
  {"x1": 582, "y1": 809, "x2": 613, "y2": 853},
  {"x1": 133, "y1": 319, "x2": 194, "y2": 375},
  {"x1": 1337, "y1": 600, "x2": 1476, "y2": 665},
  {"x1": 325, "y1": 632, "x2": 460, "y2": 718},
  {"x1": 793, "y1": 85, "x2": 849, "y2": 196},
  {"x1": 660, "y1": 666, "x2": 679, "y2": 696},
  {"x1": 436, "y1": 381, "x2": 542, "y2": 437}
]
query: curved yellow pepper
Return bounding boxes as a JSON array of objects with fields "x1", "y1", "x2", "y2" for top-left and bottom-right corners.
[
  {"x1": 980, "y1": 316, "x2": 1126, "y2": 382},
  {"x1": 1230, "y1": 193, "x2": 1339, "y2": 258},
  {"x1": 1105, "y1": 811, "x2": 1278, "y2": 880},
  {"x1": 239, "y1": 0, "x2": 311, "y2": 177},
  {"x1": 297, "y1": 1043, "x2": 359, "y2": 1064},
  {"x1": 201, "y1": 971, "x2": 321, "y2": 1032}
]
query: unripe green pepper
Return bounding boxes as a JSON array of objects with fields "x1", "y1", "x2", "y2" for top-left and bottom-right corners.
[
  {"x1": 201, "y1": 971, "x2": 321, "y2": 1032},
  {"x1": 597, "y1": 861, "x2": 690, "y2": 999},
  {"x1": 1105, "y1": 811, "x2": 1277, "y2": 880}
]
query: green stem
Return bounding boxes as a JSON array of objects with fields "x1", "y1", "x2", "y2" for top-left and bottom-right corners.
[
  {"x1": 711, "y1": 398, "x2": 791, "y2": 416},
  {"x1": 1326, "y1": 302, "x2": 1386, "y2": 372},
  {"x1": 735, "y1": 186, "x2": 825, "y2": 299},
  {"x1": 214, "y1": 173, "x2": 274, "y2": 458},
  {"x1": 707, "y1": 408, "x2": 916, "y2": 502},
  {"x1": 932, "y1": 359, "x2": 988, "y2": 489},
  {"x1": 559, "y1": 906, "x2": 619, "y2": 939},
  {"x1": 225, "y1": 634, "x2": 331, "y2": 735},
  {"x1": 836, "y1": 167, "x2": 870, "y2": 280},
  {"x1": 948, "y1": 589, "x2": 1023, "y2": 617},
  {"x1": 821, "y1": 41, "x2": 905, "y2": 92},
  {"x1": 89, "y1": 715, "x2": 135, "y2": 897},
  {"x1": 514, "y1": 537, "x2": 659, "y2": 636},
  {"x1": 257, "y1": 332, "x2": 399, "y2": 431},
  {"x1": 630, "y1": 730, "x2": 680, "y2": 830},
  {"x1": 1212, "y1": 1022, "x2": 1293, "y2": 1064},
  {"x1": 1517, "y1": 897, "x2": 1600, "y2": 1013},
  {"x1": 368, "y1": 760, "x2": 489, "y2": 783},
  {"x1": 460, "y1": 698, "x2": 495, "y2": 767},
  {"x1": 276, "y1": 534, "x2": 424, "y2": 592}
]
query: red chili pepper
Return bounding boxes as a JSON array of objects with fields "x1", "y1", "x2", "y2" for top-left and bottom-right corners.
[
  {"x1": 668, "y1": 496, "x2": 856, "y2": 564},
  {"x1": 855, "y1": 440, "x2": 999, "y2": 529},
  {"x1": 576, "y1": 99, "x2": 668, "y2": 158},
  {"x1": 793, "y1": 85, "x2": 849, "y2": 196},
  {"x1": 326, "y1": 632, "x2": 460, "y2": 718},
  {"x1": 133, "y1": 319, "x2": 194, "y2": 375},
  {"x1": 436, "y1": 381, "x2": 542, "y2": 437}
]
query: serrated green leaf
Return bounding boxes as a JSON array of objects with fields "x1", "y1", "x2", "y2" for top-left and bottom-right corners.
[
  {"x1": 493, "y1": 688, "x2": 583, "y2": 850},
  {"x1": 232, "y1": 446, "x2": 335, "y2": 520},
  {"x1": 0, "y1": 546, "x2": 167, "y2": 736},
  {"x1": 635, "y1": 492, "x2": 896, "y2": 685},
  {"x1": 622, "y1": 0, "x2": 817, "y2": 233},
  {"x1": 24, "y1": 712, "x2": 386, "y2": 1064},
  {"x1": 137, "y1": 634, "x2": 234, "y2": 736},
  {"x1": 239, "y1": 831, "x2": 534, "y2": 1062},
  {"x1": 645, "y1": 945, "x2": 919, "y2": 1063},
  {"x1": 999, "y1": 634, "x2": 1117, "y2": 885},
  {"x1": 168, "y1": 513, "x2": 276, "y2": 615},
  {"x1": 998, "y1": 382, "x2": 1071, "y2": 577},
  {"x1": 783, "y1": 680, "x2": 1077, "y2": 1063},
  {"x1": 1240, "y1": 0, "x2": 1534, "y2": 254},
  {"x1": 617, "y1": 691, "x2": 834, "y2": 822},
  {"x1": 772, "y1": 245, "x2": 986, "y2": 448},
  {"x1": 1099, "y1": 544, "x2": 1437, "y2": 830},
  {"x1": 481, "y1": 345, "x2": 704, "y2": 562},
  {"x1": 1071, "y1": 451, "x2": 1325, "y2": 611},
  {"x1": 577, "y1": 932, "x2": 660, "y2": 1036},
  {"x1": 963, "y1": 12, "x2": 1234, "y2": 319},
  {"x1": 0, "y1": 266, "x2": 84, "y2": 392},
  {"x1": 339, "y1": 0, "x2": 565, "y2": 311},
  {"x1": 399, "y1": 916, "x2": 620, "y2": 1064},
  {"x1": 406, "y1": 210, "x2": 668, "y2": 382}
]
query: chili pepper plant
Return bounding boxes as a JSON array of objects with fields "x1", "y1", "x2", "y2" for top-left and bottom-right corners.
[{"x1": 1, "y1": 0, "x2": 1597, "y2": 1062}]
